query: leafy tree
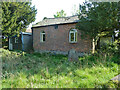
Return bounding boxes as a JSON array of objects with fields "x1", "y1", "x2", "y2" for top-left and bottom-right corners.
[
  {"x1": 2, "y1": 2, "x2": 37, "y2": 37},
  {"x1": 76, "y1": 1, "x2": 119, "y2": 53},
  {"x1": 54, "y1": 10, "x2": 66, "y2": 18}
]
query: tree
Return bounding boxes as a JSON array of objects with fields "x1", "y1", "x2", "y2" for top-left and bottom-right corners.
[
  {"x1": 54, "y1": 10, "x2": 66, "y2": 18},
  {"x1": 76, "y1": 1, "x2": 119, "y2": 53},
  {"x1": 2, "y1": 2, "x2": 37, "y2": 37},
  {"x1": 71, "y1": 5, "x2": 80, "y2": 16}
]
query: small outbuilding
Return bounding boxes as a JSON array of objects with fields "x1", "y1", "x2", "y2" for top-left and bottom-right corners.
[{"x1": 9, "y1": 32, "x2": 32, "y2": 52}]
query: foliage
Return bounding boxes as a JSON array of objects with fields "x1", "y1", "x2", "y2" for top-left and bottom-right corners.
[
  {"x1": 100, "y1": 41, "x2": 119, "y2": 53},
  {"x1": 77, "y1": 1, "x2": 119, "y2": 39},
  {"x1": 2, "y1": 1, "x2": 37, "y2": 37},
  {"x1": 1, "y1": 48, "x2": 119, "y2": 88},
  {"x1": 76, "y1": 1, "x2": 119, "y2": 53},
  {"x1": 54, "y1": 10, "x2": 66, "y2": 18}
]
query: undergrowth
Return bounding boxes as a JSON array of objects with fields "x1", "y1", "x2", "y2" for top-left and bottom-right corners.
[{"x1": 1, "y1": 48, "x2": 119, "y2": 88}]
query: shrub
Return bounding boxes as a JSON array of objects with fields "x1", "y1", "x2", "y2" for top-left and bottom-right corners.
[{"x1": 100, "y1": 41, "x2": 119, "y2": 54}]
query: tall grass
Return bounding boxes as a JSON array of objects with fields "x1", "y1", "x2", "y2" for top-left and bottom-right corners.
[{"x1": 1, "y1": 48, "x2": 119, "y2": 88}]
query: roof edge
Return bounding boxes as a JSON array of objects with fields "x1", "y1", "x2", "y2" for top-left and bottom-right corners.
[{"x1": 32, "y1": 21, "x2": 78, "y2": 28}]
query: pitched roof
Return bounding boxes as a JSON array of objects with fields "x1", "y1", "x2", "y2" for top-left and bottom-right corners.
[
  {"x1": 32, "y1": 15, "x2": 79, "y2": 28},
  {"x1": 21, "y1": 32, "x2": 32, "y2": 35}
]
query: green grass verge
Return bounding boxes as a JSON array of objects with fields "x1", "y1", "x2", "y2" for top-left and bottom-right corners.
[{"x1": 1, "y1": 48, "x2": 119, "y2": 88}]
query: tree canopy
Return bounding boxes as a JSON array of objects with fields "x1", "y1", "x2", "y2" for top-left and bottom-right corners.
[
  {"x1": 76, "y1": 1, "x2": 119, "y2": 53},
  {"x1": 2, "y1": 2, "x2": 37, "y2": 37},
  {"x1": 54, "y1": 10, "x2": 66, "y2": 18}
]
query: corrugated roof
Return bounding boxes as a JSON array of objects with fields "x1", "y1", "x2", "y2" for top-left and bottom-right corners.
[{"x1": 32, "y1": 15, "x2": 79, "y2": 28}]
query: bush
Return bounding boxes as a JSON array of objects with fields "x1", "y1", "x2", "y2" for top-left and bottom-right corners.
[{"x1": 100, "y1": 40, "x2": 119, "y2": 54}]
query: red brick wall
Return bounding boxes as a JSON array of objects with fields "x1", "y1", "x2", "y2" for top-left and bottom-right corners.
[{"x1": 33, "y1": 23, "x2": 92, "y2": 53}]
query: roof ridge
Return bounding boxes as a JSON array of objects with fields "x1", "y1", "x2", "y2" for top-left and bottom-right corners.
[{"x1": 44, "y1": 15, "x2": 78, "y2": 20}]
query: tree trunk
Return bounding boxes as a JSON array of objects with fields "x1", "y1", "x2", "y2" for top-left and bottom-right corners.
[{"x1": 92, "y1": 38, "x2": 95, "y2": 54}]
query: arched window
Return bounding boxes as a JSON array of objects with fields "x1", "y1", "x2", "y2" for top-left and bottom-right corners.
[
  {"x1": 69, "y1": 29, "x2": 77, "y2": 43},
  {"x1": 40, "y1": 31, "x2": 45, "y2": 42}
]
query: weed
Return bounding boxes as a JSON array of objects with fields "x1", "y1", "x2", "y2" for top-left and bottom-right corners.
[{"x1": 1, "y1": 48, "x2": 119, "y2": 88}]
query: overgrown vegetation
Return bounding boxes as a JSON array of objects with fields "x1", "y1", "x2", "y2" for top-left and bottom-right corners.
[
  {"x1": 1, "y1": 48, "x2": 119, "y2": 88},
  {"x1": 76, "y1": 2, "x2": 119, "y2": 53}
]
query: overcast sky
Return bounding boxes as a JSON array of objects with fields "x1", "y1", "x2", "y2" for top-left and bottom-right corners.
[{"x1": 28, "y1": 0, "x2": 85, "y2": 28}]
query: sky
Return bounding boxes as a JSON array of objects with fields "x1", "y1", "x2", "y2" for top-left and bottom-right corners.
[{"x1": 28, "y1": 0, "x2": 85, "y2": 28}]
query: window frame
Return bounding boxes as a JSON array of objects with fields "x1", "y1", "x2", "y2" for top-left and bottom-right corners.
[
  {"x1": 69, "y1": 29, "x2": 77, "y2": 43},
  {"x1": 40, "y1": 31, "x2": 45, "y2": 42},
  {"x1": 15, "y1": 37, "x2": 18, "y2": 43}
]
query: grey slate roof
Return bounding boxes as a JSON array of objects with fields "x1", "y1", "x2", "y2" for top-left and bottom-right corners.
[{"x1": 32, "y1": 15, "x2": 79, "y2": 28}]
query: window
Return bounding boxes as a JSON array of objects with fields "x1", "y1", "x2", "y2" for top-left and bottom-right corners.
[
  {"x1": 40, "y1": 31, "x2": 45, "y2": 42},
  {"x1": 55, "y1": 25, "x2": 58, "y2": 29},
  {"x1": 15, "y1": 37, "x2": 18, "y2": 43},
  {"x1": 69, "y1": 29, "x2": 77, "y2": 43}
]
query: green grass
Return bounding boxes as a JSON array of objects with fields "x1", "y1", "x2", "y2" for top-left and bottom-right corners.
[{"x1": 1, "y1": 48, "x2": 119, "y2": 88}]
